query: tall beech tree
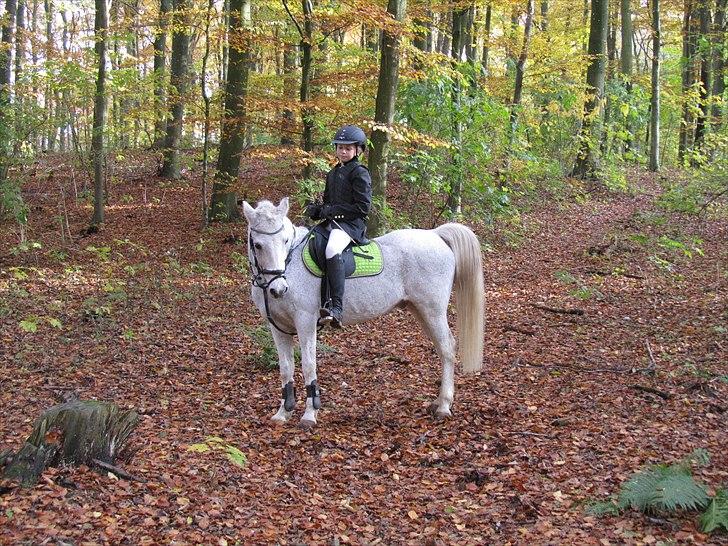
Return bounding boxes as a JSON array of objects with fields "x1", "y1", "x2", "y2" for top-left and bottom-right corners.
[
  {"x1": 509, "y1": 0, "x2": 535, "y2": 147},
  {"x1": 572, "y1": 0, "x2": 609, "y2": 179},
  {"x1": 91, "y1": 0, "x2": 108, "y2": 225},
  {"x1": 152, "y1": 0, "x2": 172, "y2": 150},
  {"x1": 712, "y1": 0, "x2": 726, "y2": 128},
  {"x1": 368, "y1": 0, "x2": 406, "y2": 237},
  {"x1": 208, "y1": 0, "x2": 251, "y2": 221},
  {"x1": 160, "y1": 0, "x2": 191, "y2": 179},
  {"x1": 649, "y1": 0, "x2": 661, "y2": 171}
]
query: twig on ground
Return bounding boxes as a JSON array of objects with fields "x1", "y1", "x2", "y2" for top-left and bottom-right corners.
[
  {"x1": 516, "y1": 360, "x2": 628, "y2": 374},
  {"x1": 502, "y1": 431, "x2": 556, "y2": 439},
  {"x1": 92, "y1": 459, "x2": 146, "y2": 483},
  {"x1": 503, "y1": 325, "x2": 536, "y2": 336},
  {"x1": 630, "y1": 385, "x2": 672, "y2": 400},
  {"x1": 530, "y1": 304, "x2": 585, "y2": 316},
  {"x1": 584, "y1": 268, "x2": 645, "y2": 280},
  {"x1": 697, "y1": 186, "x2": 728, "y2": 216}
]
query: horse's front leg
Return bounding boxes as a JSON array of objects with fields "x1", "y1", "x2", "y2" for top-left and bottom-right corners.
[
  {"x1": 297, "y1": 319, "x2": 320, "y2": 429},
  {"x1": 270, "y1": 327, "x2": 296, "y2": 424}
]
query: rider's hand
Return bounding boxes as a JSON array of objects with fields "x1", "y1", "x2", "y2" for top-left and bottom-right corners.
[{"x1": 305, "y1": 203, "x2": 322, "y2": 220}]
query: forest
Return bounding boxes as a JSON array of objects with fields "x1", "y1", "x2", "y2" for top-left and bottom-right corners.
[{"x1": 1, "y1": 0, "x2": 727, "y2": 542}]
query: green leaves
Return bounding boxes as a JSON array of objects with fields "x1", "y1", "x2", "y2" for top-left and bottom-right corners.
[
  {"x1": 700, "y1": 489, "x2": 728, "y2": 533},
  {"x1": 187, "y1": 436, "x2": 247, "y2": 468},
  {"x1": 618, "y1": 466, "x2": 709, "y2": 513}
]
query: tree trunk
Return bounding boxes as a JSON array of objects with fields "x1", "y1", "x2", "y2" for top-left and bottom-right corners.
[
  {"x1": 509, "y1": 0, "x2": 535, "y2": 147},
  {"x1": 572, "y1": 0, "x2": 608, "y2": 179},
  {"x1": 91, "y1": 0, "x2": 108, "y2": 226},
  {"x1": 1, "y1": 0, "x2": 17, "y2": 98},
  {"x1": 280, "y1": 39, "x2": 296, "y2": 145},
  {"x1": 482, "y1": 2, "x2": 491, "y2": 73},
  {"x1": 2, "y1": 400, "x2": 139, "y2": 487},
  {"x1": 693, "y1": 2, "x2": 712, "y2": 152},
  {"x1": 200, "y1": 0, "x2": 213, "y2": 225},
  {"x1": 151, "y1": 0, "x2": 171, "y2": 149},
  {"x1": 620, "y1": 0, "x2": 634, "y2": 151},
  {"x1": 160, "y1": 0, "x2": 191, "y2": 179},
  {"x1": 540, "y1": 0, "x2": 548, "y2": 31},
  {"x1": 711, "y1": 0, "x2": 726, "y2": 128},
  {"x1": 300, "y1": 0, "x2": 313, "y2": 178},
  {"x1": 649, "y1": 0, "x2": 660, "y2": 171},
  {"x1": 447, "y1": 8, "x2": 466, "y2": 216},
  {"x1": 679, "y1": 0, "x2": 696, "y2": 162},
  {"x1": 208, "y1": 0, "x2": 250, "y2": 222},
  {"x1": 367, "y1": 0, "x2": 406, "y2": 237}
]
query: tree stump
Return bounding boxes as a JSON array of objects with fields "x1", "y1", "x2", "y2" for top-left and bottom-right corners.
[{"x1": 1, "y1": 400, "x2": 139, "y2": 486}]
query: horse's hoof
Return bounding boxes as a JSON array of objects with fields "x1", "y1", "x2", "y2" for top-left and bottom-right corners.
[
  {"x1": 298, "y1": 419, "x2": 316, "y2": 431},
  {"x1": 271, "y1": 411, "x2": 290, "y2": 424},
  {"x1": 428, "y1": 403, "x2": 451, "y2": 420}
]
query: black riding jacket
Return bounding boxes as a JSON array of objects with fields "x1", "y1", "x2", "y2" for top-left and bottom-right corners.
[{"x1": 320, "y1": 158, "x2": 372, "y2": 244}]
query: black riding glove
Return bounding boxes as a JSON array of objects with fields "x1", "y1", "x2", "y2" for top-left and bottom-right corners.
[{"x1": 305, "y1": 203, "x2": 322, "y2": 220}]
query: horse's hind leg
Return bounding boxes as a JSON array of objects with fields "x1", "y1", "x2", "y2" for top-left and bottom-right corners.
[
  {"x1": 270, "y1": 328, "x2": 296, "y2": 423},
  {"x1": 410, "y1": 304, "x2": 456, "y2": 419}
]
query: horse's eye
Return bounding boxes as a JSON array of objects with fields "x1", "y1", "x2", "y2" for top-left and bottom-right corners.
[
  {"x1": 254, "y1": 243, "x2": 262, "y2": 250},
  {"x1": 284, "y1": 239, "x2": 289, "y2": 245}
]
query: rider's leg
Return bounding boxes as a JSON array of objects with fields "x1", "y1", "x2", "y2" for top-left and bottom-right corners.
[{"x1": 320, "y1": 229, "x2": 350, "y2": 328}]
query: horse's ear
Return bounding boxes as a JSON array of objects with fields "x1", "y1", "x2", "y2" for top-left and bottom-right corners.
[
  {"x1": 277, "y1": 197, "x2": 290, "y2": 216},
  {"x1": 242, "y1": 201, "x2": 256, "y2": 223}
]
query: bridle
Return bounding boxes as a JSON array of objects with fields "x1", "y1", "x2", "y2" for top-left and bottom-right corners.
[{"x1": 248, "y1": 222, "x2": 309, "y2": 336}]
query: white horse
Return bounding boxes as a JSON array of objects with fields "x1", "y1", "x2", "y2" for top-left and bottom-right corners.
[{"x1": 242, "y1": 197, "x2": 485, "y2": 429}]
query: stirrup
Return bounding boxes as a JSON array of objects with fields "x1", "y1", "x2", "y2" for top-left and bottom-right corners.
[{"x1": 318, "y1": 307, "x2": 342, "y2": 329}]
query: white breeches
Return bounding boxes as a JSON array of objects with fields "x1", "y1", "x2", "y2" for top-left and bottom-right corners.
[{"x1": 325, "y1": 228, "x2": 352, "y2": 259}]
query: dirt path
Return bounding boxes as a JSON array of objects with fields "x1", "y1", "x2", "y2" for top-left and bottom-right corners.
[{"x1": 1, "y1": 157, "x2": 726, "y2": 544}]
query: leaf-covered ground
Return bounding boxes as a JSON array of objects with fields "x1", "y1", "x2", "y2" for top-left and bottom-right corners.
[{"x1": 1, "y1": 151, "x2": 726, "y2": 545}]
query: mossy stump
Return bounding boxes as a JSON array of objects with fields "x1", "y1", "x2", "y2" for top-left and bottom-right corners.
[{"x1": 1, "y1": 400, "x2": 139, "y2": 486}]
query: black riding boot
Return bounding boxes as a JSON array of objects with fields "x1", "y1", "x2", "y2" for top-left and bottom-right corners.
[{"x1": 319, "y1": 254, "x2": 345, "y2": 328}]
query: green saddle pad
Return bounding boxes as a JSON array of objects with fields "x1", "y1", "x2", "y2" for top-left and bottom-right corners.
[{"x1": 302, "y1": 238, "x2": 384, "y2": 278}]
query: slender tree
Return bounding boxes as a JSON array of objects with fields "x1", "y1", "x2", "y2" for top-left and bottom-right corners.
[
  {"x1": 1, "y1": 0, "x2": 17, "y2": 97},
  {"x1": 572, "y1": 0, "x2": 609, "y2": 179},
  {"x1": 711, "y1": 0, "x2": 726, "y2": 128},
  {"x1": 620, "y1": 0, "x2": 633, "y2": 150},
  {"x1": 509, "y1": 0, "x2": 535, "y2": 147},
  {"x1": 208, "y1": 0, "x2": 251, "y2": 221},
  {"x1": 693, "y1": 1, "x2": 712, "y2": 151},
  {"x1": 151, "y1": 0, "x2": 172, "y2": 150},
  {"x1": 482, "y1": 2, "x2": 491, "y2": 73},
  {"x1": 160, "y1": 0, "x2": 191, "y2": 179},
  {"x1": 91, "y1": 0, "x2": 108, "y2": 225},
  {"x1": 679, "y1": 0, "x2": 697, "y2": 161},
  {"x1": 368, "y1": 0, "x2": 406, "y2": 237},
  {"x1": 447, "y1": 8, "x2": 468, "y2": 216},
  {"x1": 649, "y1": 0, "x2": 660, "y2": 171}
]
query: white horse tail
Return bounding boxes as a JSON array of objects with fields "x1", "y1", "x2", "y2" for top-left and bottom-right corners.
[{"x1": 435, "y1": 223, "x2": 485, "y2": 374}]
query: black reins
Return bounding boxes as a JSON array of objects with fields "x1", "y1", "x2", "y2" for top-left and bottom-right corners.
[{"x1": 248, "y1": 223, "x2": 309, "y2": 336}]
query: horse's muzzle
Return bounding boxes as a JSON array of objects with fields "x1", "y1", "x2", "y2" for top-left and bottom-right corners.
[{"x1": 269, "y1": 281, "x2": 288, "y2": 298}]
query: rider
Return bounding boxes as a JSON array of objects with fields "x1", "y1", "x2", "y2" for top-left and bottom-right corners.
[{"x1": 305, "y1": 125, "x2": 372, "y2": 328}]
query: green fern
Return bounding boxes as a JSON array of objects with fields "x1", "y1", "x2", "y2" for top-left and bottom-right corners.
[
  {"x1": 618, "y1": 464, "x2": 709, "y2": 514},
  {"x1": 700, "y1": 488, "x2": 728, "y2": 533}
]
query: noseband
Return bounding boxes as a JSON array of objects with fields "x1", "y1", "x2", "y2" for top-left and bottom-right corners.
[{"x1": 248, "y1": 222, "x2": 309, "y2": 336}]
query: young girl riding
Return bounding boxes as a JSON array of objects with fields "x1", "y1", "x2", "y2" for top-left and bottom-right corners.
[{"x1": 305, "y1": 125, "x2": 372, "y2": 328}]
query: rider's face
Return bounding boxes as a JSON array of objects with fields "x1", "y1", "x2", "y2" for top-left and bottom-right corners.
[{"x1": 335, "y1": 143, "x2": 358, "y2": 164}]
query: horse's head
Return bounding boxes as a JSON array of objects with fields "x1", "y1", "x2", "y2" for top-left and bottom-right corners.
[{"x1": 242, "y1": 197, "x2": 295, "y2": 299}]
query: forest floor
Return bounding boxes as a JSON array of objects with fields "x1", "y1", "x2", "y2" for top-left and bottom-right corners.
[{"x1": 1, "y1": 149, "x2": 726, "y2": 545}]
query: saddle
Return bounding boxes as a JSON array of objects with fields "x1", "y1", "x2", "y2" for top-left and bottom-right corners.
[{"x1": 302, "y1": 226, "x2": 383, "y2": 279}]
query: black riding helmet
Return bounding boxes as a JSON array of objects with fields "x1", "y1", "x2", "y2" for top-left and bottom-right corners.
[{"x1": 332, "y1": 125, "x2": 367, "y2": 152}]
